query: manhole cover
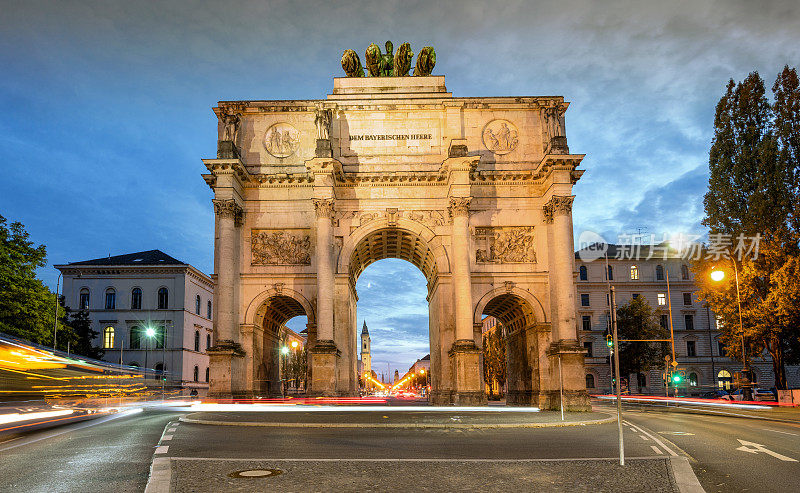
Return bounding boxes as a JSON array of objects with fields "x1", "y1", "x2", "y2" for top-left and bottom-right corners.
[{"x1": 228, "y1": 469, "x2": 283, "y2": 478}]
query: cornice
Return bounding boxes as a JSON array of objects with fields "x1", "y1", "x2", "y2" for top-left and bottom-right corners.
[{"x1": 203, "y1": 158, "x2": 251, "y2": 183}]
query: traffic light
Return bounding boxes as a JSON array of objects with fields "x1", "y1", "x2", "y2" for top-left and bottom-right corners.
[
  {"x1": 671, "y1": 371, "x2": 682, "y2": 384},
  {"x1": 606, "y1": 334, "x2": 613, "y2": 348}
]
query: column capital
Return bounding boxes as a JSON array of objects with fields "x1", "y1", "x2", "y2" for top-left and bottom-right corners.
[
  {"x1": 212, "y1": 198, "x2": 244, "y2": 226},
  {"x1": 313, "y1": 198, "x2": 336, "y2": 219},
  {"x1": 544, "y1": 195, "x2": 574, "y2": 217},
  {"x1": 447, "y1": 196, "x2": 472, "y2": 219}
]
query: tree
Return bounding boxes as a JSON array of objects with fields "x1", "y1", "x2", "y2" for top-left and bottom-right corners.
[
  {"x1": 482, "y1": 323, "x2": 506, "y2": 398},
  {"x1": 63, "y1": 307, "x2": 102, "y2": 359},
  {"x1": 695, "y1": 67, "x2": 800, "y2": 389},
  {"x1": 0, "y1": 214, "x2": 64, "y2": 346},
  {"x1": 615, "y1": 297, "x2": 670, "y2": 379}
]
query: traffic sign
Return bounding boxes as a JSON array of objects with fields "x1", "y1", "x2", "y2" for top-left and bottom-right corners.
[{"x1": 671, "y1": 360, "x2": 679, "y2": 367}]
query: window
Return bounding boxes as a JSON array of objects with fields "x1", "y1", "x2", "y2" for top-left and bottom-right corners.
[
  {"x1": 130, "y1": 326, "x2": 142, "y2": 349},
  {"x1": 105, "y1": 289, "x2": 116, "y2": 310},
  {"x1": 607, "y1": 265, "x2": 614, "y2": 280},
  {"x1": 715, "y1": 316, "x2": 724, "y2": 330},
  {"x1": 717, "y1": 341, "x2": 726, "y2": 357},
  {"x1": 194, "y1": 331, "x2": 200, "y2": 352},
  {"x1": 657, "y1": 293, "x2": 666, "y2": 306},
  {"x1": 686, "y1": 340, "x2": 696, "y2": 357},
  {"x1": 683, "y1": 293, "x2": 692, "y2": 305},
  {"x1": 660, "y1": 314, "x2": 669, "y2": 329},
  {"x1": 154, "y1": 326, "x2": 165, "y2": 349},
  {"x1": 195, "y1": 295, "x2": 201, "y2": 315},
  {"x1": 580, "y1": 294, "x2": 590, "y2": 306},
  {"x1": 685, "y1": 314, "x2": 694, "y2": 331},
  {"x1": 606, "y1": 293, "x2": 610, "y2": 306},
  {"x1": 689, "y1": 372, "x2": 698, "y2": 387},
  {"x1": 583, "y1": 341, "x2": 593, "y2": 357},
  {"x1": 681, "y1": 264, "x2": 689, "y2": 280},
  {"x1": 79, "y1": 289, "x2": 90, "y2": 310},
  {"x1": 155, "y1": 363, "x2": 164, "y2": 377},
  {"x1": 717, "y1": 369, "x2": 732, "y2": 390},
  {"x1": 579, "y1": 265, "x2": 587, "y2": 281},
  {"x1": 632, "y1": 293, "x2": 639, "y2": 300},
  {"x1": 205, "y1": 367, "x2": 209, "y2": 383},
  {"x1": 656, "y1": 264, "x2": 664, "y2": 281},
  {"x1": 582, "y1": 315, "x2": 592, "y2": 331},
  {"x1": 206, "y1": 333, "x2": 211, "y2": 350},
  {"x1": 207, "y1": 300, "x2": 212, "y2": 319},
  {"x1": 131, "y1": 288, "x2": 142, "y2": 309},
  {"x1": 193, "y1": 365, "x2": 199, "y2": 382},
  {"x1": 585, "y1": 374, "x2": 595, "y2": 389},
  {"x1": 637, "y1": 372, "x2": 647, "y2": 389},
  {"x1": 103, "y1": 327, "x2": 114, "y2": 349},
  {"x1": 630, "y1": 265, "x2": 639, "y2": 280},
  {"x1": 157, "y1": 288, "x2": 168, "y2": 309}
]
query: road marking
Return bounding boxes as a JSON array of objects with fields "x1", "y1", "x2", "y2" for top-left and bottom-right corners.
[
  {"x1": 760, "y1": 428, "x2": 798, "y2": 436},
  {"x1": 651, "y1": 445, "x2": 662, "y2": 455},
  {"x1": 167, "y1": 429, "x2": 177, "y2": 433},
  {"x1": 659, "y1": 431, "x2": 695, "y2": 436},
  {"x1": 639, "y1": 435, "x2": 649, "y2": 441},
  {"x1": 623, "y1": 421, "x2": 678, "y2": 457},
  {"x1": 161, "y1": 435, "x2": 173, "y2": 441},
  {"x1": 154, "y1": 445, "x2": 169, "y2": 454},
  {"x1": 0, "y1": 436, "x2": 23, "y2": 445},
  {"x1": 736, "y1": 439, "x2": 797, "y2": 462},
  {"x1": 163, "y1": 456, "x2": 670, "y2": 462}
]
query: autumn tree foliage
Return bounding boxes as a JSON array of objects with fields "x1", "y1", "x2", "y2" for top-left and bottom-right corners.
[{"x1": 694, "y1": 67, "x2": 800, "y2": 389}]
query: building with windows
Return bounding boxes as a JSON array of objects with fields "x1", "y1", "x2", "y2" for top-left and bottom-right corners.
[
  {"x1": 55, "y1": 250, "x2": 214, "y2": 395},
  {"x1": 575, "y1": 244, "x2": 799, "y2": 395}
]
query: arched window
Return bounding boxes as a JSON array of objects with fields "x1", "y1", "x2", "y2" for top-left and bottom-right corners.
[
  {"x1": 689, "y1": 372, "x2": 698, "y2": 387},
  {"x1": 207, "y1": 300, "x2": 212, "y2": 319},
  {"x1": 630, "y1": 265, "x2": 639, "y2": 280},
  {"x1": 205, "y1": 367, "x2": 210, "y2": 383},
  {"x1": 155, "y1": 363, "x2": 164, "y2": 375},
  {"x1": 105, "y1": 288, "x2": 116, "y2": 309},
  {"x1": 194, "y1": 331, "x2": 200, "y2": 352},
  {"x1": 579, "y1": 265, "x2": 587, "y2": 281},
  {"x1": 717, "y1": 369, "x2": 732, "y2": 390},
  {"x1": 79, "y1": 288, "x2": 90, "y2": 310},
  {"x1": 655, "y1": 265, "x2": 664, "y2": 281},
  {"x1": 130, "y1": 326, "x2": 142, "y2": 349},
  {"x1": 195, "y1": 295, "x2": 201, "y2": 315},
  {"x1": 193, "y1": 365, "x2": 199, "y2": 382},
  {"x1": 131, "y1": 288, "x2": 142, "y2": 309},
  {"x1": 157, "y1": 288, "x2": 168, "y2": 309},
  {"x1": 681, "y1": 264, "x2": 690, "y2": 280},
  {"x1": 585, "y1": 374, "x2": 595, "y2": 389},
  {"x1": 206, "y1": 333, "x2": 211, "y2": 350},
  {"x1": 129, "y1": 362, "x2": 139, "y2": 368},
  {"x1": 607, "y1": 265, "x2": 614, "y2": 280},
  {"x1": 103, "y1": 327, "x2": 114, "y2": 349}
]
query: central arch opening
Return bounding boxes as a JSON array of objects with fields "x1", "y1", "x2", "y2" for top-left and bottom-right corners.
[
  {"x1": 256, "y1": 295, "x2": 308, "y2": 396},
  {"x1": 348, "y1": 227, "x2": 440, "y2": 396}
]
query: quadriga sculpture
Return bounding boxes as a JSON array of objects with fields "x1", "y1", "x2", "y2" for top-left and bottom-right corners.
[
  {"x1": 414, "y1": 46, "x2": 436, "y2": 76},
  {"x1": 393, "y1": 42, "x2": 414, "y2": 76},
  {"x1": 341, "y1": 49, "x2": 364, "y2": 77}
]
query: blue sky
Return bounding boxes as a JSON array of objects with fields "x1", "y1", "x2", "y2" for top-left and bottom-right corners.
[{"x1": 1, "y1": 0, "x2": 798, "y2": 374}]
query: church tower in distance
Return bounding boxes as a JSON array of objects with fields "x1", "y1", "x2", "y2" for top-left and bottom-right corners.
[{"x1": 361, "y1": 321, "x2": 371, "y2": 383}]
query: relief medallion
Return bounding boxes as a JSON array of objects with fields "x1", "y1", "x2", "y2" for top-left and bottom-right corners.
[
  {"x1": 482, "y1": 119, "x2": 519, "y2": 155},
  {"x1": 264, "y1": 122, "x2": 300, "y2": 158}
]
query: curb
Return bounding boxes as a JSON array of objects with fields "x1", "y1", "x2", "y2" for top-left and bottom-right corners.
[
  {"x1": 669, "y1": 456, "x2": 706, "y2": 493},
  {"x1": 178, "y1": 412, "x2": 616, "y2": 429},
  {"x1": 144, "y1": 457, "x2": 171, "y2": 493}
]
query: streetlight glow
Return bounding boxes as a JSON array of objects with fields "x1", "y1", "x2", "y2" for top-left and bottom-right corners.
[
  {"x1": 281, "y1": 346, "x2": 289, "y2": 355},
  {"x1": 145, "y1": 327, "x2": 156, "y2": 338},
  {"x1": 710, "y1": 269, "x2": 725, "y2": 282},
  {"x1": 290, "y1": 340, "x2": 299, "y2": 349}
]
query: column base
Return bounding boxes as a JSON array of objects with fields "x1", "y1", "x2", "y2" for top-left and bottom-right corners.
[
  {"x1": 308, "y1": 340, "x2": 340, "y2": 397},
  {"x1": 543, "y1": 341, "x2": 592, "y2": 412},
  {"x1": 207, "y1": 340, "x2": 246, "y2": 399},
  {"x1": 449, "y1": 340, "x2": 487, "y2": 406}
]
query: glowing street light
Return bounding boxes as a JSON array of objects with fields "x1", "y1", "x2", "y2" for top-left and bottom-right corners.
[
  {"x1": 710, "y1": 263, "x2": 752, "y2": 401},
  {"x1": 290, "y1": 340, "x2": 299, "y2": 349},
  {"x1": 710, "y1": 269, "x2": 725, "y2": 282},
  {"x1": 145, "y1": 327, "x2": 156, "y2": 338}
]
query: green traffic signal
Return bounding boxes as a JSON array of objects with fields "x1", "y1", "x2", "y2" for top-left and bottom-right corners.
[
  {"x1": 606, "y1": 334, "x2": 613, "y2": 347},
  {"x1": 671, "y1": 372, "x2": 682, "y2": 383}
]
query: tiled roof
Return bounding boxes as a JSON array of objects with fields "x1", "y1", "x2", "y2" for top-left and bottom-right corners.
[{"x1": 68, "y1": 249, "x2": 185, "y2": 266}]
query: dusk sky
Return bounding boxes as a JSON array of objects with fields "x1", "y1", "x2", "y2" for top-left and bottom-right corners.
[{"x1": 1, "y1": 1, "x2": 798, "y2": 376}]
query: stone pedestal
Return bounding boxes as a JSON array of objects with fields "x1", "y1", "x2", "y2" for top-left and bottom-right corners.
[
  {"x1": 217, "y1": 140, "x2": 239, "y2": 159},
  {"x1": 449, "y1": 340, "x2": 487, "y2": 406},
  {"x1": 308, "y1": 341, "x2": 340, "y2": 396},
  {"x1": 207, "y1": 341, "x2": 246, "y2": 398},
  {"x1": 545, "y1": 342, "x2": 591, "y2": 411},
  {"x1": 315, "y1": 138, "x2": 332, "y2": 158}
]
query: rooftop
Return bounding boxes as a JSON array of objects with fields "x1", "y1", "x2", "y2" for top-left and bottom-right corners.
[
  {"x1": 574, "y1": 243, "x2": 685, "y2": 261},
  {"x1": 65, "y1": 249, "x2": 185, "y2": 266}
]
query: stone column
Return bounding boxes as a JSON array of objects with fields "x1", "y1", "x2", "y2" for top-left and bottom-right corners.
[
  {"x1": 546, "y1": 195, "x2": 578, "y2": 343},
  {"x1": 447, "y1": 196, "x2": 485, "y2": 405}
]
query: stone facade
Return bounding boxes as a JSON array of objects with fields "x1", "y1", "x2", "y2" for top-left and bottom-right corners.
[{"x1": 202, "y1": 76, "x2": 589, "y2": 409}]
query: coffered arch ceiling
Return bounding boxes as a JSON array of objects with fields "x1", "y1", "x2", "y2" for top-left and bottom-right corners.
[
  {"x1": 482, "y1": 293, "x2": 536, "y2": 334},
  {"x1": 348, "y1": 228, "x2": 439, "y2": 291}
]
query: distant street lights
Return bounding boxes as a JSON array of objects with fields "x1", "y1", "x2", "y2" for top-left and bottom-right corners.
[{"x1": 710, "y1": 261, "x2": 753, "y2": 401}]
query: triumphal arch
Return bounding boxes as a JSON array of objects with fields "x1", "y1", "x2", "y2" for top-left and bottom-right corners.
[{"x1": 202, "y1": 44, "x2": 589, "y2": 409}]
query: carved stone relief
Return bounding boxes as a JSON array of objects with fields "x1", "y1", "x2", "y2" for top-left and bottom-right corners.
[
  {"x1": 482, "y1": 119, "x2": 519, "y2": 155},
  {"x1": 264, "y1": 122, "x2": 300, "y2": 158},
  {"x1": 251, "y1": 229, "x2": 312, "y2": 265},
  {"x1": 475, "y1": 227, "x2": 536, "y2": 263}
]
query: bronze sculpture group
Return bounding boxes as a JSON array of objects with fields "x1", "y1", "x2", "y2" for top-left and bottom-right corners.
[{"x1": 341, "y1": 41, "x2": 436, "y2": 77}]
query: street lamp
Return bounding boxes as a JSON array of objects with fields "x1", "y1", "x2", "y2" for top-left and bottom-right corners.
[
  {"x1": 290, "y1": 340, "x2": 299, "y2": 349},
  {"x1": 710, "y1": 262, "x2": 752, "y2": 401}
]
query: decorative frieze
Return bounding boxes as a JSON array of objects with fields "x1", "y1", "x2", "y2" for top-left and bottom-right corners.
[
  {"x1": 251, "y1": 229, "x2": 312, "y2": 265},
  {"x1": 407, "y1": 210, "x2": 447, "y2": 229},
  {"x1": 475, "y1": 227, "x2": 537, "y2": 264}
]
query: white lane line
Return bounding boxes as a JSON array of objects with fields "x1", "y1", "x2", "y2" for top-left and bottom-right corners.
[
  {"x1": 623, "y1": 421, "x2": 678, "y2": 457},
  {"x1": 163, "y1": 456, "x2": 669, "y2": 462},
  {"x1": 651, "y1": 445, "x2": 662, "y2": 455},
  {"x1": 639, "y1": 435, "x2": 649, "y2": 441},
  {"x1": 154, "y1": 445, "x2": 169, "y2": 454},
  {"x1": 161, "y1": 435, "x2": 173, "y2": 441},
  {"x1": 167, "y1": 429, "x2": 177, "y2": 433},
  {"x1": 761, "y1": 428, "x2": 798, "y2": 436}
]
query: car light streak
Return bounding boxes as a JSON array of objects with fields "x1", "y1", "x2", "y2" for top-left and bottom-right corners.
[
  {"x1": 162, "y1": 401, "x2": 541, "y2": 413},
  {"x1": 594, "y1": 394, "x2": 771, "y2": 410},
  {"x1": 0, "y1": 409, "x2": 75, "y2": 425}
]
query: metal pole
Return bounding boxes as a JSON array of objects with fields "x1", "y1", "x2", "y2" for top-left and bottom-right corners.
[
  {"x1": 120, "y1": 339, "x2": 124, "y2": 366},
  {"x1": 161, "y1": 324, "x2": 166, "y2": 400},
  {"x1": 665, "y1": 267, "x2": 676, "y2": 365},
  {"x1": 733, "y1": 261, "x2": 752, "y2": 401},
  {"x1": 558, "y1": 354, "x2": 564, "y2": 421},
  {"x1": 611, "y1": 286, "x2": 625, "y2": 466},
  {"x1": 605, "y1": 252, "x2": 614, "y2": 394},
  {"x1": 52, "y1": 272, "x2": 62, "y2": 350}
]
